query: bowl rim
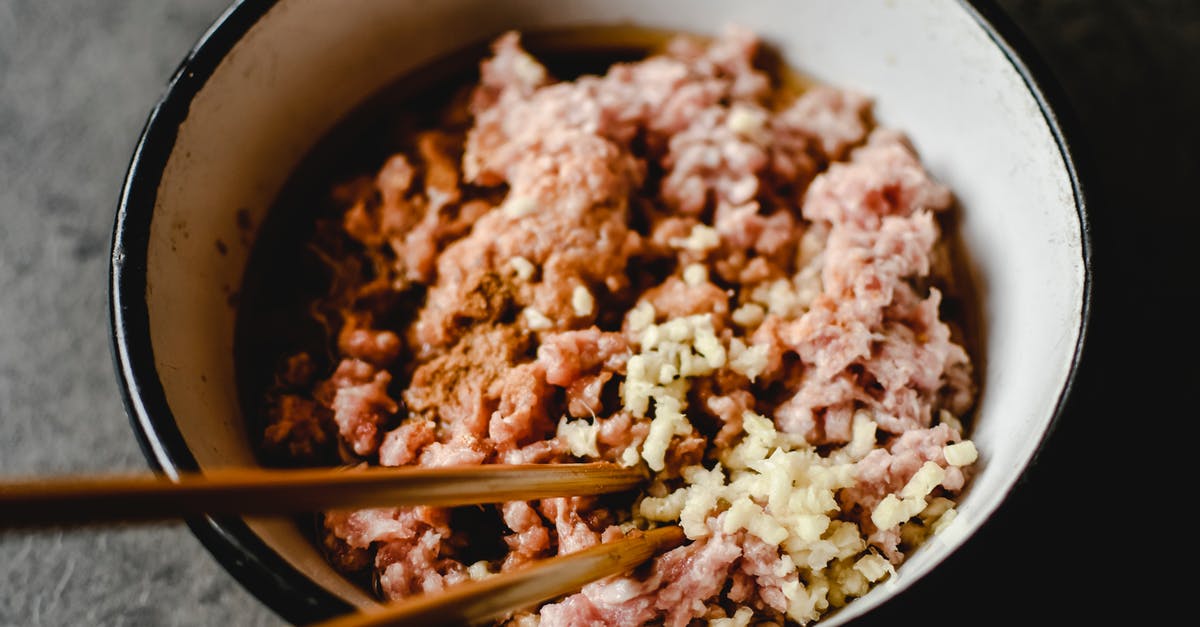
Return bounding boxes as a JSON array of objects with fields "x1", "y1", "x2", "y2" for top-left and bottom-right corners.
[{"x1": 108, "y1": 0, "x2": 1094, "y2": 624}]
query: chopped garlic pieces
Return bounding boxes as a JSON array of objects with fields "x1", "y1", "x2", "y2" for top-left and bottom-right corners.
[
  {"x1": 871, "y1": 494, "x2": 927, "y2": 530},
  {"x1": 843, "y1": 410, "x2": 877, "y2": 461},
  {"x1": 749, "y1": 279, "x2": 804, "y2": 318},
  {"x1": 784, "y1": 576, "x2": 830, "y2": 625},
  {"x1": 724, "y1": 496, "x2": 789, "y2": 545},
  {"x1": 727, "y1": 104, "x2": 766, "y2": 137},
  {"x1": 900, "y1": 461, "x2": 946, "y2": 500},
  {"x1": 682, "y1": 263, "x2": 709, "y2": 286},
  {"x1": 709, "y1": 606, "x2": 754, "y2": 627},
  {"x1": 612, "y1": 305, "x2": 978, "y2": 622},
  {"x1": 641, "y1": 394, "x2": 691, "y2": 472},
  {"x1": 627, "y1": 301, "x2": 655, "y2": 334},
  {"x1": 522, "y1": 307, "x2": 553, "y2": 330},
  {"x1": 720, "y1": 410, "x2": 775, "y2": 470},
  {"x1": 728, "y1": 338, "x2": 768, "y2": 382},
  {"x1": 639, "y1": 488, "x2": 688, "y2": 522},
  {"x1": 870, "y1": 462, "x2": 949, "y2": 532},
  {"x1": 622, "y1": 313, "x2": 729, "y2": 471},
  {"x1": 931, "y1": 507, "x2": 961, "y2": 538},
  {"x1": 731, "y1": 302, "x2": 765, "y2": 328},
  {"x1": 647, "y1": 410, "x2": 864, "y2": 589},
  {"x1": 938, "y1": 409, "x2": 964, "y2": 433},
  {"x1": 669, "y1": 224, "x2": 721, "y2": 252},
  {"x1": 943, "y1": 440, "x2": 978, "y2": 466},
  {"x1": 852, "y1": 554, "x2": 894, "y2": 583},
  {"x1": 508, "y1": 256, "x2": 535, "y2": 280},
  {"x1": 793, "y1": 263, "x2": 822, "y2": 310},
  {"x1": 791, "y1": 513, "x2": 831, "y2": 543},
  {"x1": 467, "y1": 560, "x2": 496, "y2": 581},
  {"x1": 571, "y1": 285, "x2": 594, "y2": 317},
  {"x1": 501, "y1": 195, "x2": 537, "y2": 218},
  {"x1": 678, "y1": 464, "x2": 726, "y2": 538},
  {"x1": 920, "y1": 496, "x2": 956, "y2": 522},
  {"x1": 557, "y1": 416, "x2": 600, "y2": 458},
  {"x1": 618, "y1": 445, "x2": 641, "y2": 468},
  {"x1": 797, "y1": 224, "x2": 827, "y2": 269}
]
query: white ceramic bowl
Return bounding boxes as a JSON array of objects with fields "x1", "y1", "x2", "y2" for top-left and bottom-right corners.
[{"x1": 110, "y1": 0, "x2": 1091, "y2": 624}]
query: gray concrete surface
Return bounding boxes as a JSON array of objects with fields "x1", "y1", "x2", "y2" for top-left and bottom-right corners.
[
  {"x1": 1, "y1": 2, "x2": 282, "y2": 625},
  {"x1": 0, "y1": 1, "x2": 1194, "y2": 625}
]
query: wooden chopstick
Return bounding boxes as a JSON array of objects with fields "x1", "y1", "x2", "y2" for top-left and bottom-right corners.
[
  {"x1": 0, "y1": 463, "x2": 644, "y2": 528},
  {"x1": 314, "y1": 525, "x2": 685, "y2": 627}
]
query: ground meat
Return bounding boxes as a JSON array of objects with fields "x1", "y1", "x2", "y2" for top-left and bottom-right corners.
[
  {"x1": 501, "y1": 501, "x2": 552, "y2": 570},
  {"x1": 501, "y1": 438, "x2": 568, "y2": 465},
  {"x1": 702, "y1": 390, "x2": 753, "y2": 448},
  {"x1": 565, "y1": 371, "x2": 612, "y2": 419},
  {"x1": 777, "y1": 85, "x2": 873, "y2": 162},
  {"x1": 255, "y1": 27, "x2": 979, "y2": 624},
  {"x1": 263, "y1": 394, "x2": 332, "y2": 461},
  {"x1": 661, "y1": 106, "x2": 769, "y2": 215},
  {"x1": 375, "y1": 530, "x2": 470, "y2": 599},
  {"x1": 338, "y1": 327, "x2": 402, "y2": 367},
  {"x1": 540, "y1": 497, "x2": 607, "y2": 556},
  {"x1": 320, "y1": 526, "x2": 372, "y2": 573},
  {"x1": 803, "y1": 130, "x2": 953, "y2": 230},
  {"x1": 403, "y1": 324, "x2": 530, "y2": 443},
  {"x1": 536, "y1": 328, "x2": 630, "y2": 387},
  {"x1": 766, "y1": 130, "x2": 973, "y2": 441},
  {"x1": 727, "y1": 534, "x2": 800, "y2": 613},
  {"x1": 378, "y1": 419, "x2": 436, "y2": 467},
  {"x1": 324, "y1": 505, "x2": 451, "y2": 551},
  {"x1": 488, "y1": 362, "x2": 555, "y2": 450},
  {"x1": 278, "y1": 352, "x2": 317, "y2": 387},
  {"x1": 541, "y1": 519, "x2": 743, "y2": 627},
  {"x1": 640, "y1": 276, "x2": 730, "y2": 325},
  {"x1": 329, "y1": 362, "x2": 398, "y2": 457}
]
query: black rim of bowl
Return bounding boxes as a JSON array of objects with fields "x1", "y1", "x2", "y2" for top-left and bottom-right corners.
[{"x1": 108, "y1": 0, "x2": 1094, "y2": 624}]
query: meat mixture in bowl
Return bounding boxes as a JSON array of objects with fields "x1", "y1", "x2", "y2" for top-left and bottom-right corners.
[{"x1": 253, "y1": 26, "x2": 979, "y2": 626}]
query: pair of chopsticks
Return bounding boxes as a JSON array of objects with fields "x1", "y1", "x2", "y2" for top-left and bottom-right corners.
[{"x1": 0, "y1": 463, "x2": 683, "y2": 626}]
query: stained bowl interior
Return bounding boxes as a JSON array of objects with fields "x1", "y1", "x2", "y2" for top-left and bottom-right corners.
[{"x1": 111, "y1": 0, "x2": 1088, "y2": 624}]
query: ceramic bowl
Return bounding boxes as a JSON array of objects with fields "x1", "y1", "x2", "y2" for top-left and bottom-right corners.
[{"x1": 110, "y1": 0, "x2": 1091, "y2": 624}]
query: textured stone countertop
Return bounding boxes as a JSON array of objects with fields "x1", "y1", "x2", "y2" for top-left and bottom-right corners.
[{"x1": 1, "y1": 2, "x2": 1194, "y2": 625}]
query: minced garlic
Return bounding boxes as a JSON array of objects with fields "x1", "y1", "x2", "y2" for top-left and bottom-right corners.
[
  {"x1": 621, "y1": 313, "x2": 728, "y2": 471},
  {"x1": 635, "y1": 409, "x2": 906, "y2": 623},
  {"x1": 508, "y1": 256, "x2": 535, "y2": 280},
  {"x1": 467, "y1": 560, "x2": 496, "y2": 581},
  {"x1": 557, "y1": 416, "x2": 600, "y2": 458},
  {"x1": 943, "y1": 440, "x2": 978, "y2": 466},
  {"x1": 522, "y1": 307, "x2": 553, "y2": 331},
  {"x1": 852, "y1": 554, "x2": 894, "y2": 583},
  {"x1": 728, "y1": 338, "x2": 768, "y2": 382},
  {"x1": 708, "y1": 606, "x2": 754, "y2": 627},
  {"x1": 683, "y1": 263, "x2": 709, "y2": 286},
  {"x1": 901, "y1": 461, "x2": 946, "y2": 500},
  {"x1": 501, "y1": 195, "x2": 537, "y2": 218},
  {"x1": 727, "y1": 104, "x2": 766, "y2": 138},
  {"x1": 571, "y1": 285, "x2": 595, "y2": 317},
  {"x1": 669, "y1": 224, "x2": 721, "y2": 252},
  {"x1": 617, "y1": 308, "x2": 972, "y2": 622},
  {"x1": 731, "y1": 302, "x2": 765, "y2": 328}
]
